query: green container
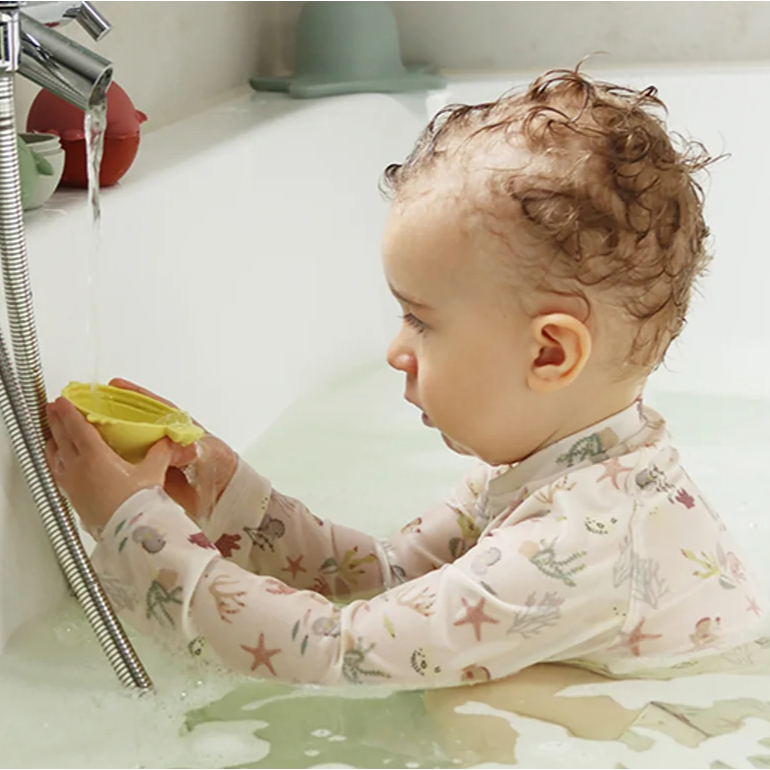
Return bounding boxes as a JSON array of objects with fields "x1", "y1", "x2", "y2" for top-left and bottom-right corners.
[
  {"x1": 251, "y1": 1, "x2": 446, "y2": 99},
  {"x1": 17, "y1": 135, "x2": 53, "y2": 210}
]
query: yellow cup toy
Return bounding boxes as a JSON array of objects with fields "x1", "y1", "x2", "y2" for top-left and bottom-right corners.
[{"x1": 61, "y1": 382, "x2": 205, "y2": 463}]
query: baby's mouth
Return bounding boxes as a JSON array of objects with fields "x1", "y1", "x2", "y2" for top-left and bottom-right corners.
[{"x1": 405, "y1": 395, "x2": 435, "y2": 428}]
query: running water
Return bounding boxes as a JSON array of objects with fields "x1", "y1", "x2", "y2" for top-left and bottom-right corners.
[{"x1": 84, "y1": 99, "x2": 107, "y2": 394}]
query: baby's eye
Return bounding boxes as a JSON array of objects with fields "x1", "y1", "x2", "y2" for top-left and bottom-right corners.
[{"x1": 401, "y1": 313, "x2": 427, "y2": 333}]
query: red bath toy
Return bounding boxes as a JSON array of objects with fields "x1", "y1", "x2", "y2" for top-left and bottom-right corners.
[{"x1": 26, "y1": 82, "x2": 147, "y2": 188}]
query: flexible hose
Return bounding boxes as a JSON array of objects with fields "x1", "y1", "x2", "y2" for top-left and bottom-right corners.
[{"x1": 0, "y1": 67, "x2": 153, "y2": 691}]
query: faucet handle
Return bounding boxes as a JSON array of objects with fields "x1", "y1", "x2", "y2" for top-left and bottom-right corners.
[{"x1": 65, "y1": 1, "x2": 109, "y2": 42}]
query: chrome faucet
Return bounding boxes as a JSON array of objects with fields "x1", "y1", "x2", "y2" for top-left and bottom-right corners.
[
  {"x1": 21, "y1": 0, "x2": 109, "y2": 36},
  {"x1": 4, "y1": 1, "x2": 113, "y2": 110},
  {"x1": 0, "y1": 1, "x2": 152, "y2": 692}
]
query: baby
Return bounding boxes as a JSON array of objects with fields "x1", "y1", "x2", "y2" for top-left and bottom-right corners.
[{"x1": 46, "y1": 66, "x2": 766, "y2": 689}]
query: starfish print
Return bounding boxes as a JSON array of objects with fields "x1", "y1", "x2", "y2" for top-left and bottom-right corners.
[
  {"x1": 241, "y1": 633, "x2": 281, "y2": 675},
  {"x1": 610, "y1": 617, "x2": 662, "y2": 656},
  {"x1": 453, "y1": 597, "x2": 500, "y2": 641},
  {"x1": 282, "y1": 554, "x2": 307, "y2": 580},
  {"x1": 596, "y1": 457, "x2": 634, "y2": 490},
  {"x1": 748, "y1": 596, "x2": 762, "y2": 616}
]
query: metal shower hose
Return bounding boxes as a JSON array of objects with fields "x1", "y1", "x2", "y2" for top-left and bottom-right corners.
[{"x1": 0, "y1": 72, "x2": 152, "y2": 691}]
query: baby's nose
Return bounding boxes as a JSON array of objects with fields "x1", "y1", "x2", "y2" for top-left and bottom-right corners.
[{"x1": 387, "y1": 339, "x2": 417, "y2": 376}]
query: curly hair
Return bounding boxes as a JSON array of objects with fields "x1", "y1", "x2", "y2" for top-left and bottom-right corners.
[{"x1": 381, "y1": 65, "x2": 719, "y2": 372}]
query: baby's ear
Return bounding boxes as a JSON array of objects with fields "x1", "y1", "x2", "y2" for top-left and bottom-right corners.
[{"x1": 527, "y1": 313, "x2": 592, "y2": 392}]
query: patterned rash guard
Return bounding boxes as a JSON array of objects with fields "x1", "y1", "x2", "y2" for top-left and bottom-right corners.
[{"x1": 90, "y1": 401, "x2": 768, "y2": 687}]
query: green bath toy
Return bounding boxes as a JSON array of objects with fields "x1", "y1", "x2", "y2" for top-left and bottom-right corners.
[
  {"x1": 250, "y1": 1, "x2": 446, "y2": 99},
  {"x1": 17, "y1": 135, "x2": 53, "y2": 209}
]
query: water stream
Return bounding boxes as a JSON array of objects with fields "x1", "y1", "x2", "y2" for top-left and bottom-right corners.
[{"x1": 84, "y1": 99, "x2": 107, "y2": 391}]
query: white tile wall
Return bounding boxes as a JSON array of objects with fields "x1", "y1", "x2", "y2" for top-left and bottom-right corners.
[
  {"x1": 276, "y1": 2, "x2": 770, "y2": 74},
  {"x1": 15, "y1": 1, "x2": 769, "y2": 135}
]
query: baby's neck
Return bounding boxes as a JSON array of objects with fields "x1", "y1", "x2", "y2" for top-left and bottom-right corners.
[{"x1": 537, "y1": 376, "x2": 645, "y2": 457}]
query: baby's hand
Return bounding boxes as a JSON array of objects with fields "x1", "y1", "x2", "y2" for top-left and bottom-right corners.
[
  {"x1": 109, "y1": 378, "x2": 238, "y2": 520},
  {"x1": 46, "y1": 397, "x2": 174, "y2": 534}
]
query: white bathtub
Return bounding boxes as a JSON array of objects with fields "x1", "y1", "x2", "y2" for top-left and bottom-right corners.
[{"x1": 0, "y1": 64, "x2": 769, "y2": 767}]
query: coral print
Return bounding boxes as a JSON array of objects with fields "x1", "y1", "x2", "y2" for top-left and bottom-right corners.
[
  {"x1": 319, "y1": 547, "x2": 378, "y2": 594},
  {"x1": 681, "y1": 542, "x2": 747, "y2": 589},
  {"x1": 341, "y1": 634, "x2": 390, "y2": 683},
  {"x1": 208, "y1": 574, "x2": 247, "y2": 622},
  {"x1": 614, "y1": 536, "x2": 671, "y2": 609},
  {"x1": 519, "y1": 539, "x2": 587, "y2": 587},
  {"x1": 507, "y1": 592, "x2": 564, "y2": 639},
  {"x1": 214, "y1": 532, "x2": 241, "y2": 557},
  {"x1": 555, "y1": 427, "x2": 618, "y2": 467},
  {"x1": 534, "y1": 477, "x2": 576, "y2": 505},
  {"x1": 448, "y1": 510, "x2": 480, "y2": 558},
  {"x1": 99, "y1": 572, "x2": 137, "y2": 612},
  {"x1": 188, "y1": 532, "x2": 216, "y2": 550},
  {"x1": 395, "y1": 584, "x2": 437, "y2": 617}
]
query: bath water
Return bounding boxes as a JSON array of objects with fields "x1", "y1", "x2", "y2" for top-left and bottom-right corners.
[
  {"x1": 84, "y1": 99, "x2": 106, "y2": 391},
  {"x1": 1, "y1": 360, "x2": 769, "y2": 768}
]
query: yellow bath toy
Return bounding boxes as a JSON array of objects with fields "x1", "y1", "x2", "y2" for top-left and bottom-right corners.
[{"x1": 61, "y1": 382, "x2": 205, "y2": 463}]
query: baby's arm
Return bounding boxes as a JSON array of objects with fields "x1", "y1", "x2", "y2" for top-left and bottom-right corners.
[
  {"x1": 91, "y1": 472, "x2": 624, "y2": 688},
  {"x1": 197, "y1": 458, "x2": 489, "y2": 600}
]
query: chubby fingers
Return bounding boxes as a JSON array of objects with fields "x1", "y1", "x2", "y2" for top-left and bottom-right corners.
[
  {"x1": 45, "y1": 436, "x2": 63, "y2": 477},
  {"x1": 47, "y1": 397, "x2": 106, "y2": 457},
  {"x1": 46, "y1": 399, "x2": 79, "y2": 462},
  {"x1": 109, "y1": 378, "x2": 178, "y2": 409}
]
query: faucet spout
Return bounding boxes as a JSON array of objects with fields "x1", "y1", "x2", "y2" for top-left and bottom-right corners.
[
  {"x1": 25, "y1": 1, "x2": 109, "y2": 41},
  {"x1": 18, "y1": 2, "x2": 112, "y2": 111}
]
